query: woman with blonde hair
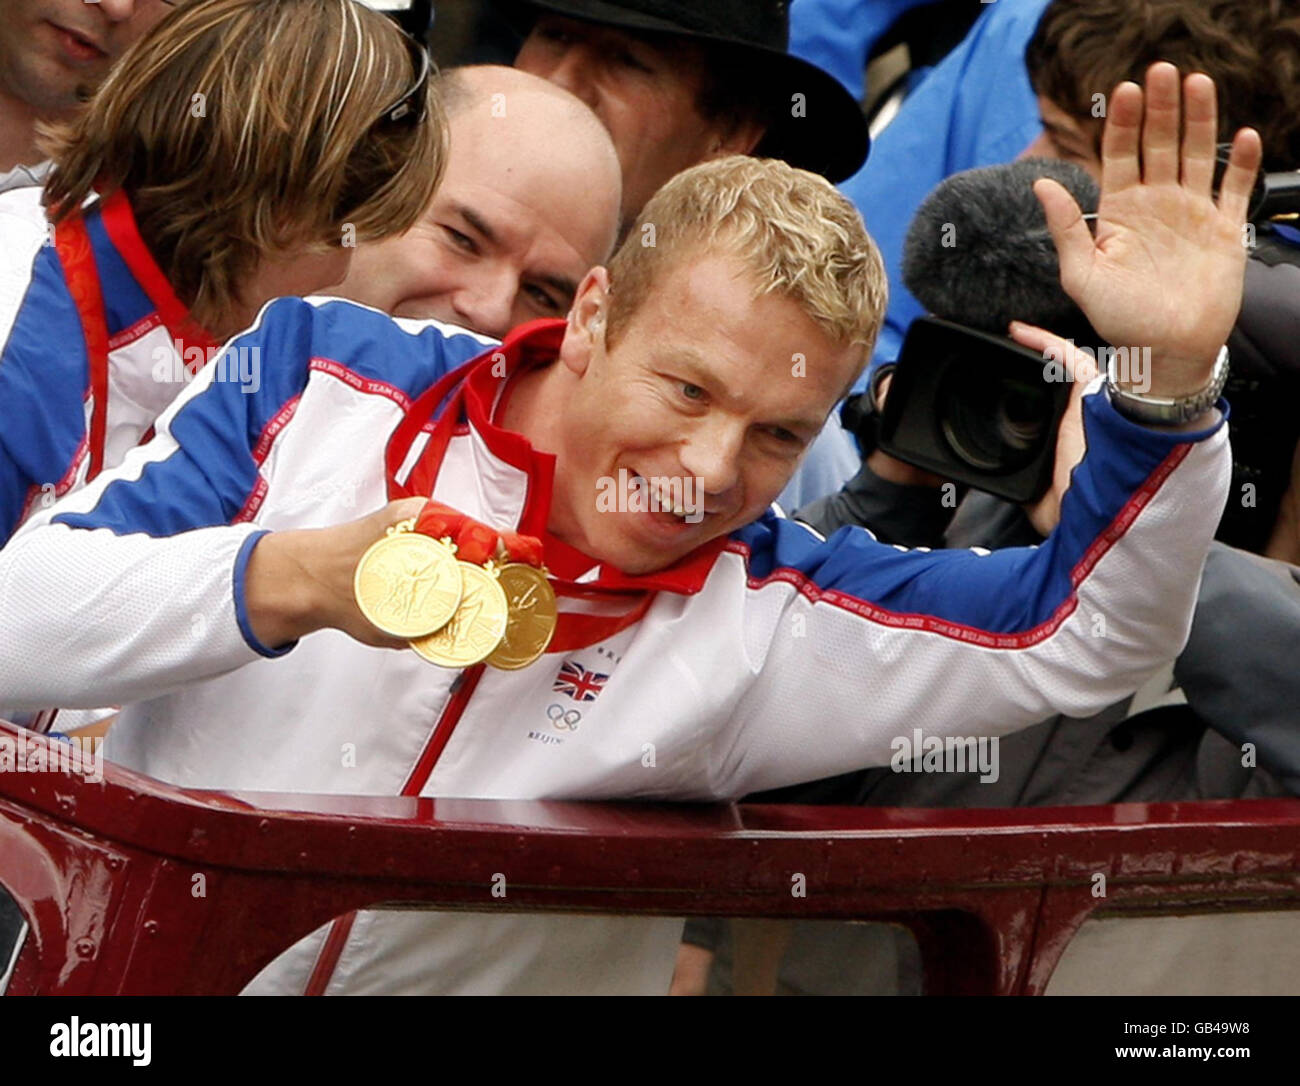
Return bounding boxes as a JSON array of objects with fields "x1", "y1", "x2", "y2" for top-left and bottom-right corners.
[{"x1": 0, "y1": 0, "x2": 445, "y2": 543}]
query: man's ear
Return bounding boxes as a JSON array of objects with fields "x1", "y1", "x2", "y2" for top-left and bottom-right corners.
[
  {"x1": 706, "y1": 117, "x2": 767, "y2": 160},
  {"x1": 559, "y1": 266, "x2": 611, "y2": 377}
]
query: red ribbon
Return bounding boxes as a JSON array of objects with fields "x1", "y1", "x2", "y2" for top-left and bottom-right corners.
[
  {"x1": 51, "y1": 190, "x2": 215, "y2": 483},
  {"x1": 411, "y1": 499, "x2": 543, "y2": 568},
  {"x1": 53, "y1": 214, "x2": 111, "y2": 480},
  {"x1": 382, "y1": 352, "x2": 660, "y2": 655}
]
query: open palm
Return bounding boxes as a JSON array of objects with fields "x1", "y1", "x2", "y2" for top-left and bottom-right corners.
[{"x1": 1032, "y1": 63, "x2": 1261, "y2": 398}]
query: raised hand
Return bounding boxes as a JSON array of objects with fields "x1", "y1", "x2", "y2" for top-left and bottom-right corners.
[{"x1": 1030, "y1": 62, "x2": 1262, "y2": 400}]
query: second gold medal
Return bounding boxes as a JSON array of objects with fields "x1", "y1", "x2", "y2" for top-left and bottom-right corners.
[{"x1": 410, "y1": 561, "x2": 509, "y2": 668}]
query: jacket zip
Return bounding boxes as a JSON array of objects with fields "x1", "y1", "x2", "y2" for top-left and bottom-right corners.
[{"x1": 304, "y1": 664, "x2": 486, "y2": 994}]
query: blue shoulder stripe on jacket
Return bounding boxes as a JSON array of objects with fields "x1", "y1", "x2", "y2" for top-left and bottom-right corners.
[
  {"x1": 0, "y1": 245, "x2": 90, "y2": 541},
  {"x1": 52, "y1": 297, "x2": 494, "y2": 537},
  {"x1": 732, "y1": 390, "x2": 1224, "y2": 635},
  {"x1": 301, "y1": 297, "x2": 494, "y2": 398}
]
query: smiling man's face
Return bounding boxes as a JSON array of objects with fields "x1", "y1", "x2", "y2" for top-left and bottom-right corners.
[
  {"x1": 338, "y1": 67, "x2": 621, "y2": 339},
  {"x1": 546, "y1": 252, "x2": 862, "y2": 574},
  {"x1": 0, "y1": 0, "x2": 170, "y2": 115}
]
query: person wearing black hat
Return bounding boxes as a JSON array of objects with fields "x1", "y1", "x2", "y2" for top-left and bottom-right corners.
[{"x1": 506, "y1": 0, "x2": 869, "y2": 225}]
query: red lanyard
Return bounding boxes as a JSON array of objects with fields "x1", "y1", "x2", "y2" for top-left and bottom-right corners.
[
  {"x1": 383, "y1": 350, "x2": 724, "y2": 653},
  {"x1": 53, "y1": 214, "x2": 111, "y2": 479},
  {"x1": 385, "y1": 361, "x2": 470, "y2": 502},
  {"x1": 51, "y1": 191, "x2": 215, "y2": 482}
]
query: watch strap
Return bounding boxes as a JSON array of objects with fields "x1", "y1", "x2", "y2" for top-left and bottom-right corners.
[{"x1": 1106, "y1": 345, "x2": 1230, "y2": 425}]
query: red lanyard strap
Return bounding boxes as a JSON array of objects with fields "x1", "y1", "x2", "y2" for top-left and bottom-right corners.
[
  {"x1": 53, "y1": 215, "x2": 111, "y2": 481},
  {"x1": 97, "y1": 189, "x2": 214, "y2": 359},
  {"x1": 501, "y1": 530, "x2": 544, "y2": 566},
  {"x1": 546, "y1": 584, "x2": 656, "y2": 653},
  {"x1": 51, "y1": 193, "x2": 216, "y2": 482},
  {"x1": 385, "y1": 364, "x2": 469, "y2": 501},
  {"x1": 411, "y1": 499, "x2": 544, "y2": 567}
]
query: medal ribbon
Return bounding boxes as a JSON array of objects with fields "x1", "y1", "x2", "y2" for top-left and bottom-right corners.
[
  {"x1": 544, "y1": 588, "x2": 656, "y2": 652},
  {"x1": 52, "y1": 190, "x2": 216, "y2": 482},
  {"x1": 385, "y1": 361, "x2": 469, "y2": 503},
  {"x1": 383, "y1": 350, "x2": 702, "y2": 654},
  {"x1": 413, "y1": 500, "x2": 544, "y2": 567},
  {"x1": 53, "y1": 214, "x2": 111, "y2": 480}
]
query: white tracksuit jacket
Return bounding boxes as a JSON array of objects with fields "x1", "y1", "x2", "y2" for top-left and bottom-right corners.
[{"x1": 0, "y1": 297, "x2": 1232, "y2": 994}]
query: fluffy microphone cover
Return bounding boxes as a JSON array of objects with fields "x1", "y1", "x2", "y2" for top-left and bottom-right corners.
[{"x1": 902, "y1": 158, "x2": 1101, "y2": 335}]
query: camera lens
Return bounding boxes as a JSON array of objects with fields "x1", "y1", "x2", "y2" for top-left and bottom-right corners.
[{"x1": 938, "y1": 366, "x2": 1053, "y2": 473}]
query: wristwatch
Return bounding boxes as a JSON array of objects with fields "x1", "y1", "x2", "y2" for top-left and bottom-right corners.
[{"x1": 1105, "y1": 345, "x2": 1230, "y2": 426}]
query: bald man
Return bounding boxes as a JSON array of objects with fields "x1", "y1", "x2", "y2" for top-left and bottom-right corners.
[{"x1": 337, "y1": 64, "x2": 621, "y2": 338}]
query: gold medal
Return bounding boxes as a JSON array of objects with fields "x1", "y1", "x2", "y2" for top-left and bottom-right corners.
[
  {"x1": 353, "y1": 520, "x2": 462, "y2": 638},
  {"x1": 486, "y1": 563, "x2": 557, "y2": 670},
  {"x1": 410, "y1": 560, "x2": 510, "y2": 668}
]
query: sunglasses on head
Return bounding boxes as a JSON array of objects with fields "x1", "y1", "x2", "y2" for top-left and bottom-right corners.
[{"x1": 376, "y1": 30, "x2": 432, "y2": 128}]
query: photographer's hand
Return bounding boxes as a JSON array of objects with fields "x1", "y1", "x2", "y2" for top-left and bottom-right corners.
[
  {"x1": 1033, "y1": 62, "x2": 1261, "y2": 411},
  {"x1": 1006, "y1": 324, "x2": 1098, "y2": 535},
  {"x1": 865, "y1": 373, "x2": 949, "y2": 488}
]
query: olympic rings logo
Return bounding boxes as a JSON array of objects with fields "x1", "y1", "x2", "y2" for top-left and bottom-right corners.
[{"x1": 547, "y1": 704, "x2": 582, "y2": 731}]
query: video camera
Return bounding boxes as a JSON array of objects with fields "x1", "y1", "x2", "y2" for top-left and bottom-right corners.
[{"x1": 863, "y1": 154, "x2": 1300, "y2": 546}]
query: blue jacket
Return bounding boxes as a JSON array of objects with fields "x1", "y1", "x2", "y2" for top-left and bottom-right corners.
[{"x1": 789, "y1": 0, "x2": 935, "y2": 97}]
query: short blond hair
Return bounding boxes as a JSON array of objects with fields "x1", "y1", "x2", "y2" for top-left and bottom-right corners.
[
  {"x1": 42, "y1": 0, "x2": 445, "y2": 332},
  {"x1": 606, "y1": 157, "x2": 887, "y2": 372}
]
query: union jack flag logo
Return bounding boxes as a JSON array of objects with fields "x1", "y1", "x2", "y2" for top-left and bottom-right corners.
[{"x1": 553, "y1": 660, "x2": 608, "y2": 703}]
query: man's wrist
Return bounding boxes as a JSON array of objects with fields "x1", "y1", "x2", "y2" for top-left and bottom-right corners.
[
  {"x1": 1107, "y1": 346, "x2": 1229, "y2": 428},
  {"x1": 243, "y1": 530, "x2": 321, "y2": 648},
  {"x1": 865, "y1": 449, "x2": 948, "y2": 488}
]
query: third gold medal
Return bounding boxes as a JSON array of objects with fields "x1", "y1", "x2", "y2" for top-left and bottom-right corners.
[{"x1": 486, "y1": 563, "x2": 557, "y2": 670}]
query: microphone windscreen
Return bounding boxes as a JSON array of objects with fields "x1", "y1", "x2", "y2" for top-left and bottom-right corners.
[{"x1": 902, "y1": 159, "x2": 1100, "y2": 335}]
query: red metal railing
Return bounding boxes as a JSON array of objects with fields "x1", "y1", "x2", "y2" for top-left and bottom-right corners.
[{"x1": 2, "y1": 720, "x2": 1298, "y2": 994}]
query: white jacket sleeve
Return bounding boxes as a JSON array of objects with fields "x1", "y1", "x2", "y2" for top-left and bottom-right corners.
[
  {"x1": 707, "y1": 383, "x2": 1232, "y2": 798},
  {"x1": 0, "y1": 519, "x2": 272, "y2": 710},
  {"x1": 0, "y1": 296, "x2": 495, "y2": 713}
]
